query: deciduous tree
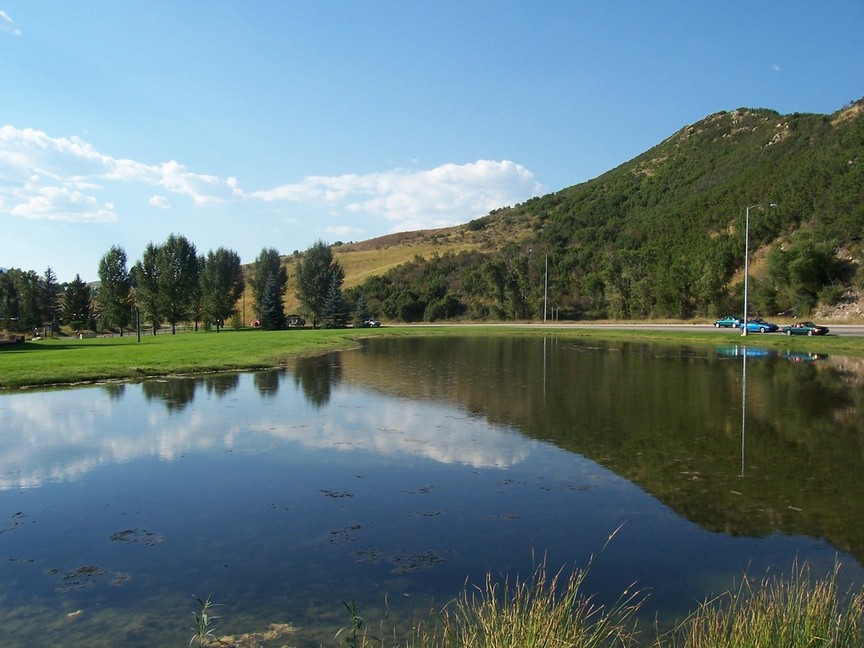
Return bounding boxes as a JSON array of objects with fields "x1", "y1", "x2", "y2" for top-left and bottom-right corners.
[
  {"x1": 200, "y1": 247, "x2": 244, "y2": 331},
  {"x1": 97, "y1": 245, "x2": 132, "y2": 335},
  {"x1": 295, "y1": 241, "x2": 344, "y2": 328},
  {"x1": 157, "y1": 234, "x2": 200, "y2": 333}
]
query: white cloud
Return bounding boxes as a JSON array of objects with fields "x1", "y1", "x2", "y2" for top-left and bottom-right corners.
[
  {"x1": 0, "y1": 10, "x2": 21, "y2": 36},
  {"x1": 1, "y1": 125, "x2": 544, "y2": 234},
  {"x1": 0, "y1": 126, "x2": 243, "y2": 222},
  {"x1": 149, "y1": 195, "x2": 171, "y2": 209},
  {"x1": 254, "y1": 160, "x2": 546, "y2": 233}
]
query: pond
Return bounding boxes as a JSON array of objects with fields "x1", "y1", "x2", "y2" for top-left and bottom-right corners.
[{"x1": 0, "y1": 336, "x2": 863, "y2": 646}]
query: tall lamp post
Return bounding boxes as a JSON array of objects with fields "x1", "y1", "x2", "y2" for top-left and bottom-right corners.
[
  {"x1": 543, "y1": 253, "x2": 548, "y2": 322},
  {"x1": 742, "y1": 203, "x2": 777, "y2": 337}
]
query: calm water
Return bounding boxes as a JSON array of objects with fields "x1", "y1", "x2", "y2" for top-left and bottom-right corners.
[{"x1": 0, "y1": 336, "x2": 863, "y2": 646}]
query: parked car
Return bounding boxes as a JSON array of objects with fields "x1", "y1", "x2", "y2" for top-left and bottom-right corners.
[
  {"x1": 286, "y1": 314, "x2": 306, "y2": 327},
  {"x1": 713, "y1": 315, "x2": 743, "y2": 328},
  {"x1": 362, "y1": 318, "x2": 381, "y2": 328},
  {"x1": 780, "y1": 321, "x2": 829, "y2": 336},
  {"x1": 740, "y1": 318, "x2": 779, "y2": 333}
]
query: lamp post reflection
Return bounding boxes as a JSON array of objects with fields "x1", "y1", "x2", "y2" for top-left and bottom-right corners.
[{"x1": 740, "y1": 350, "x2": 747, "y2": 477}]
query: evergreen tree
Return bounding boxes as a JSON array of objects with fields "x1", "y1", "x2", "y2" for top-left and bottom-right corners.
[
  {"x1": 353, "y1": 292, "x2": 371, "y2": 328},
  {"x1": 63, "y1": 274, "x2": 92, "y2": 332},
  {"x1": 321, "y1": 271, "x2": 349, "y2": 328},
  {"x1": 258, "y1": 274, "x2": 286, "y2": 330},
  {"x1": 0, "y1": 271, "x2": 19, "y2": 331},
  {"x1": 251, "y1": 248, "x2": 287, "y2": 319},
  {"x1": 38, "y1": 267, "x2": 61, "y2": 328},
  {"x1": 97, "y1": 245, "x2": 132, "y2": 335}
]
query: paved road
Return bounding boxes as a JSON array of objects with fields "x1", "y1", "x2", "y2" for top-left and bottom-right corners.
[
  {"x1": 543, "y1": 323, "x2": 864, "y2": 336},
  {"x1": 410, "y1": 322, "x2": 864, "y2": 336}
]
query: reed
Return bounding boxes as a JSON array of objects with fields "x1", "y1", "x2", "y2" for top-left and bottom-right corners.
[
  {"x1": 663, "y1": 560, "x2": 864, "y2": 648},
  {"x1": 325, "y1": 558, "x2": 863, "y2": 648},
  {"x1": 416, "y1": 561, "x2": 644, "y2": 648}
]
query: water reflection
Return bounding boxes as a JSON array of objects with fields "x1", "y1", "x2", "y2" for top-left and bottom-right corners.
[
  {"x1": 291, "y1": 352, "x2": 343, "y2": 406},
  {"x1": 340, "y1": 338, "x2": 864, "y2": 559},
  {"x1": 1, "y1": 336, "x2": 863, "y2": 647},
  {"x1": 0, "y1": 369, "x2": 526, "y2": 492}
]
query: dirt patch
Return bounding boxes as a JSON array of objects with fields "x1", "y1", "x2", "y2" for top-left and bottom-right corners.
[{"x1": 812, "y1": 287, "x2": 864, "y2": 322}]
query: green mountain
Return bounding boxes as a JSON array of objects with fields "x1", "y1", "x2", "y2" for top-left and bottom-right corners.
[{"x1": 345, "y1": 99, "x2": 864, "y2": 323}]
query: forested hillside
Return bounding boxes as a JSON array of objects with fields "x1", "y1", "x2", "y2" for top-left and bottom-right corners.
[{"x1": 346, "y1": 99, "x2": 864, "y2": 322}]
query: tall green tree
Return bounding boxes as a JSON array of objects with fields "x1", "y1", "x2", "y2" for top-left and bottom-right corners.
[
  {"x1": 38, "y1": 267, "x2": 61, "y2": 328},
  {"x1": 0, "y1": 271, "x2": 19, "y2": 331},
  {"x1": 353, "y1": 292, "x2": 371, "y2": 328},
  {"x1": 13, "y1": 269, "x2": 41, "y2": 332},
  {"x1": 251, "y1": 248, "x2": 287, "y2": 320},
  {"x1": 133, "y1": 243, "x2": 162, "y2": 334},
  {"x1": 295, "y1": 241, "x2": 344, "y2": 328},
  {"x1": 258, "y1": 274, "x2": 287, "y2": 330},
  {"x1": 63, "y1": 274, "x2": 92, "y2": 332},
  {"x1": 97, "y1": 245, "x2": 132, "y2": 335},
  {"x1": 200, "y1": 247, "x2": 244, "y2": 331},
  {"x1": 157, "y1": 234, "x2": 200, "y2": 334},
  {"x1": 320, "y1": 270, "x2": 350, "y2": 328}
]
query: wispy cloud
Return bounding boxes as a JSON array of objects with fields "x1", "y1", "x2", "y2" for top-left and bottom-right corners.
[
  {"x1": 149, "y1": 195, "x2": 171, "y2": 209},
  {"x1": 1, "y1": 125, "x2": 544, "y2": 233},
  {"x1": 254, "y1": 160, "x2": 546, "y2": 233},
  {"x1": 0, "y1": 126, "x2": 242, "y2": 221},
  {"x1": 0, "y1": 10, "x2": 22, "y2": 36}
]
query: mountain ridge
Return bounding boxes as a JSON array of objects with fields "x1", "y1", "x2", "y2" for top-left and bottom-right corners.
[{"x1": 307, "y1": 98, "x2": 863, "y2": 323}]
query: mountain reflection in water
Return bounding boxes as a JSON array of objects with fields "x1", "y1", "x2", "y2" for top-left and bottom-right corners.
[{"x1": 0, "y1": 336, "x2": 862, "y2": 647}]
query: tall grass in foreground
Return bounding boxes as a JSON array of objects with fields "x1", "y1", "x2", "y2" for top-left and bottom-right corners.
[
  {"x1": 322, "y1": 559, "x2": 863, "y2": 648},
  {"x1": 412, "y1": 560, "x2": 644, "y2": 648},
  {"x1": 665, "y1": 560, "x2": 864, "y2": 648}
]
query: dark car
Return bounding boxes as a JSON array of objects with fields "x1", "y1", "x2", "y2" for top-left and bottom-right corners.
[
  {"x1": 740, "y1": 318, "x2": 779, "y2": 333},
  {"x1": 713, "y1": 315, "x2": 743, "y2": 328},
  {"x1": 287, "y1": 314, "x2": 306, "y2": 327},
  {"x1": 780, "y1": 321, "x2": 829, "y2": 336},
  {"x1": 362, "y1": 319, "x2": 381, "y2": 328}
]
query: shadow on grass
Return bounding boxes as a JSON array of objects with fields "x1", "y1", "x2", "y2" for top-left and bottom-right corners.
[{"x1": 0, "y1": 340, "x2": 131, "y2": 353}]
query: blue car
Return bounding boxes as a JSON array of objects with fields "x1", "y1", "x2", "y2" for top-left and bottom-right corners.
[
  {"x1": 713, "y1": 315, "x2": 743, "y2": 328},
  {"x1": 740, "y1": 318, "x2": 779, "y2": 333}
]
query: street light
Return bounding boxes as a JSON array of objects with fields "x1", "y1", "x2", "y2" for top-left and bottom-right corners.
[
  {"x1": 742, "y1": 203, "x2": 778, "y2": 336},
  {"x1": 543, "y1": 253, "x2": 548, "y2": 322}
]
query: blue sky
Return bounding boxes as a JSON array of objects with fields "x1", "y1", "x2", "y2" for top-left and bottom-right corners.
[{"x1": 2, "y1": 1, "x2": 863, "y2": 283}]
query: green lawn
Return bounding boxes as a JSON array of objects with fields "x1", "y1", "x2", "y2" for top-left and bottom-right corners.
[{"x1": 2, "y1": 325, "x2": 862, "y2": 390}]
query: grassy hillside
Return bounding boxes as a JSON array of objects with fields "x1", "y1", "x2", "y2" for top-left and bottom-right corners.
[
  {"x1": 240, "y1": 99, "x2": 863, "y2": 325},
  {"x1": 317, "y1": 99, "x2": 864, "y2": 323}
]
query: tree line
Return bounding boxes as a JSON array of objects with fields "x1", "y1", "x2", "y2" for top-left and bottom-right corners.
[{"x1": 0, "y1": 236, "x2": 359, "y2": 336}]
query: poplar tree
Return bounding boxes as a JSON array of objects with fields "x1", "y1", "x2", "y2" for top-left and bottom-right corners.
[
  {"x1": 97, "y1": 245, "x2": 132, "y2": 335},
  {"x1": 295, "y1": 241, "x2": 344, "y2": 328},
  {"x1": 200, "y1": 247, "x2": 244, "y2": 331}
]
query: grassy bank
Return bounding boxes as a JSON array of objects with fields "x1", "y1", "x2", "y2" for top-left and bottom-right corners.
[
  {"x1": 2, "y1": 324, "x2": 863, "y2": 390},
  {"x1": 202, "y1": 557, "x2": 863, "y2": 647}
]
